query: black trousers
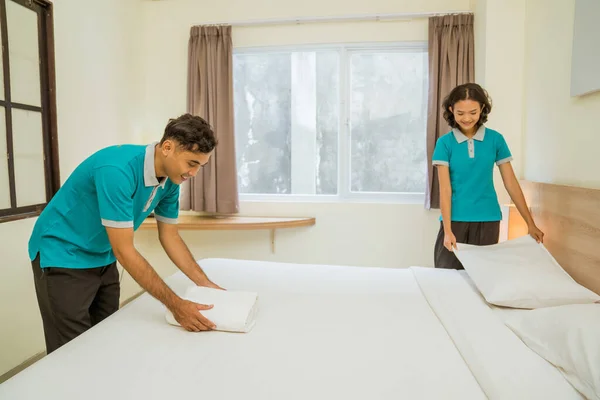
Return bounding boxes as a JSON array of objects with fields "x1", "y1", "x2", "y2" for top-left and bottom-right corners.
[
  {"x1": 434, "y1": 221, "x2": 500, "y2": 270},
  {"x1": 31, "y1": 254, "x2": 120, "y2": 354}
]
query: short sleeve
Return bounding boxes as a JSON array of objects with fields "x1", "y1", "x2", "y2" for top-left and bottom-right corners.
[
  {"x1": 432, "y1": 137, "x2": 450, "y2": 166},
  {"x1": 495, "y1": 134, "x2": 513, "y2": 165},
  {"x1": 154, "y1": 184, "x2": 180, "y2": 224},
  {"x1": 94, "y1": 166, "x2": 135, "y2": 228}
]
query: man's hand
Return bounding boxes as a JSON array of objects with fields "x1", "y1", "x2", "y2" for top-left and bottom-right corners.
[{"x1": 170, "y1": 299, "x2": 216, "y2": 332}]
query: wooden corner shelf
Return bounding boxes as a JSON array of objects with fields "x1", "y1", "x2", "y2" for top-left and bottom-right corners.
[{"x1": 139, "y1": 215, "x2": 316, "y2": 253}]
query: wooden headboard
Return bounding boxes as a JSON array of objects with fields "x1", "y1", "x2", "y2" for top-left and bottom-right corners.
[{"x1": 508, "y1": 181, "x2": 600, "y2": 295}]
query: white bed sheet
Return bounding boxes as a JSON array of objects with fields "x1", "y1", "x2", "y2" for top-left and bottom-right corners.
[
  {"x1": 0, "y1": 259, "x2": 486, "y2": 400},
  {"x1": 0, "y1": 258, "x2": 582, "y2": 400},
  {"x1": 412, "y1": 267, "x2": 583, "y2": 400}
]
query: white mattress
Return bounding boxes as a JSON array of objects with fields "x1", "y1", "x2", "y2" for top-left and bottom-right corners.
[
  {"x1": 0, "y1": 259, "x2": 582, "y2": 399},
  {"x1": 414, "y1": 267, "x2": 583, "y2": 400}
]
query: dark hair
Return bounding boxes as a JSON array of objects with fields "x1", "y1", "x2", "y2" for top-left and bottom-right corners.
[
  {"x1": 160, "y1": 113, "x2": 217, "y2": 153},
  {"x1": 442, "y1": 83, "x2": 492, "y2": 129}
]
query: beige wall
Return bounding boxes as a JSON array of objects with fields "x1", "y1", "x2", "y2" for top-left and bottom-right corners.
[
  {"x1": 140, "y1": 0, "x2": 471, "y2": 143},
  {"x1": 5, "y1": 0, "x2": 597, "y2": 380},
  {"x1": 0, "y1": 0, "x2": 144, "y2": 377},
  {"x1": 0, "y1": 218, "x2": 41, "y2": 377},
  {"x1": 523, "y1": 0, "x2": 600, "y2": 189},
  {"x1": 127, "y1": 202, "x2": 442, "y2": 297},
  {"x1": 129, "y1": 0, "x2": 473, "y2": 296},
  {"x1": 473, "y1": 0, "x2": 527, "y2": 205},
  {"x1": 10, "y1": 0, "x2": 570, "y2": 378}
]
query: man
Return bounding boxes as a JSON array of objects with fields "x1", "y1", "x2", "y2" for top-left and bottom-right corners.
[{"x1": 28, "y1": 114, "x2": 223, "y2": 355}]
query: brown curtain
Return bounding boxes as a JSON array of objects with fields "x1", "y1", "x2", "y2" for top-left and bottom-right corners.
[
  {"x1": 425, "y1": 14, "x2": 474, "y2": 209},
  {"x1": 181, "y1": 25, "x2": 239, "y2": 214}
]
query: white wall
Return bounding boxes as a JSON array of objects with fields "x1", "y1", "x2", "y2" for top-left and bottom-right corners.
[
  {"x1": 141, "y1": 0, "x2": 471, "y2": 142},
  {"x1": 9, "y1": 0, "x2": 537, "y2": 377},
  {"x1": 5, "y1": 0, "x2": 595, "y2": 380},
  {"x1": 0, "y1": 0, "x2": 144, "y2": 377},
  {"x1": 130, "y1": 0, "x2": 474, "y2": 297},
  {"x1": 55, "y1": 0, "x2": 145, "y2": 175},
  {"x1": 473, "y1": 0, "x2": 487, "y2": 85},
  {"x1": 127, "y1": 202, "x2": 441, "y2": 296},
  {"x1": 523, "y1": 0, "x2": 600, "y2": 188},
  {"x1": 0, "y1": 218, "x2": 40, "y2": 376},
  {"x1": 473, "y1": 0, "x2": 526, "y2": 205}
]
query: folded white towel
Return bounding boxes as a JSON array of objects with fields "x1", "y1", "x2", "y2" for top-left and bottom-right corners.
[{"x1": 165, "y1": 286, "x2": 258, "y2": 333}]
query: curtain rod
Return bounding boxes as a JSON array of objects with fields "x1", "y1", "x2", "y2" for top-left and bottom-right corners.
[{"x1": 199, "y1": 11, "x2": 473, "y2": 27}]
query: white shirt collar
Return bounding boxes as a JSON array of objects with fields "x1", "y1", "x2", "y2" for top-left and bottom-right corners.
[
  {"x1": 144, "y1": 142, "x2": 166, "y2": 188},
  {"x1": 452, "y1": 125, "x2": 486, "y2": 143}
]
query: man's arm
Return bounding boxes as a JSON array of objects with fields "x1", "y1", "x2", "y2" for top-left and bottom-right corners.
[
  {"x1": 106, "y1": 226, "x2": 179, "y2": 307},
  {"x1": 106, "y1": 226, "x2": 216, "y2": 331},
  {"x1": 94, "y1": 165, "x2": 214, "y2": 331},
  {"x1": 156, "y1": 221, "x2": 224, "y2": 290}
]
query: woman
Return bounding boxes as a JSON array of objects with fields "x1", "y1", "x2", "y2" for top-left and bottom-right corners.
[{"x1": 431, "y1": 83, "x2": 544, "y2": 269}]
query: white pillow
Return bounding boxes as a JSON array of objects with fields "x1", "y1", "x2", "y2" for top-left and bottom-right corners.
[
  {"x1": 453, "y1": 235, "x2": 600, "y2": 308},
  {"x1": 505, "y1": 304, "x2": 600, "y2": 400}
]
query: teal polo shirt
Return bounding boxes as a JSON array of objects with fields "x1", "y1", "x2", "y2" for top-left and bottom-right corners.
[
  {"x1": 28, "y1": 143, "x2": 180, "y2": 269},
  {"x1": 432, "y1": 126, "x2": 512, "y2": 222}
]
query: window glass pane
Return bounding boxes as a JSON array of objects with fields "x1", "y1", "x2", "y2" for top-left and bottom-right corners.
[
  {"x1": 233, "y1": 46, "x2": 427, "y2": 197},
  {"x1": 7, "y1": 0, "x2": 41, "y2": 107},
  {"x1": 234, "y1": 53, "x2": 291, "y2": 194},
  {"x1": 12, "y1": 109, "x2": 46, "y2": 206},
  {"x1": 349, "y1": 50, "x2": 428, "y2": 193},
  {"x1": 234, "y1": 51, "x2": 339, "y2": 195},
  {"x1": 0, "y1": 108, "x2": 10, "y2": 209}
]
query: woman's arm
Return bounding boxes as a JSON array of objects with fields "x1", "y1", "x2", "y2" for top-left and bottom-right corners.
[
  {"x1": 498, "y1": 162, "x2": 544, "y2": 243},
  {"x1": 437, "y1": 165, "x2": 457, "y2": 251}
]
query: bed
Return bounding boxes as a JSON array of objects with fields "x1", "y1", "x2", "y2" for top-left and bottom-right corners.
[{"x1": 0, "y1": 181, "x2": 598, "y2": 399}]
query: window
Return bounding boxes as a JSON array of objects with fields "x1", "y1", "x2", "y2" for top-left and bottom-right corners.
[
  {"x1": 0, "y1": 0, "x2": 59, "y2": 223},
  {"x1": 233, "y1": 43, "x2": 428, "y2": 202}
]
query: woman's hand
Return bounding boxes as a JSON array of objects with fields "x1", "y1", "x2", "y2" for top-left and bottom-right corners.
[
  {"x1": 444, "y1": 230, "x2": 458, "y2": 252},
  {"x1": 528, "y1": 223, "x2": 544, "y2": 243}
]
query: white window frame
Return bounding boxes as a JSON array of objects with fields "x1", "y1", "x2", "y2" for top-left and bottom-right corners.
[{"x1": 233, "y1": 42, "x2": 428, "y2": 204}]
